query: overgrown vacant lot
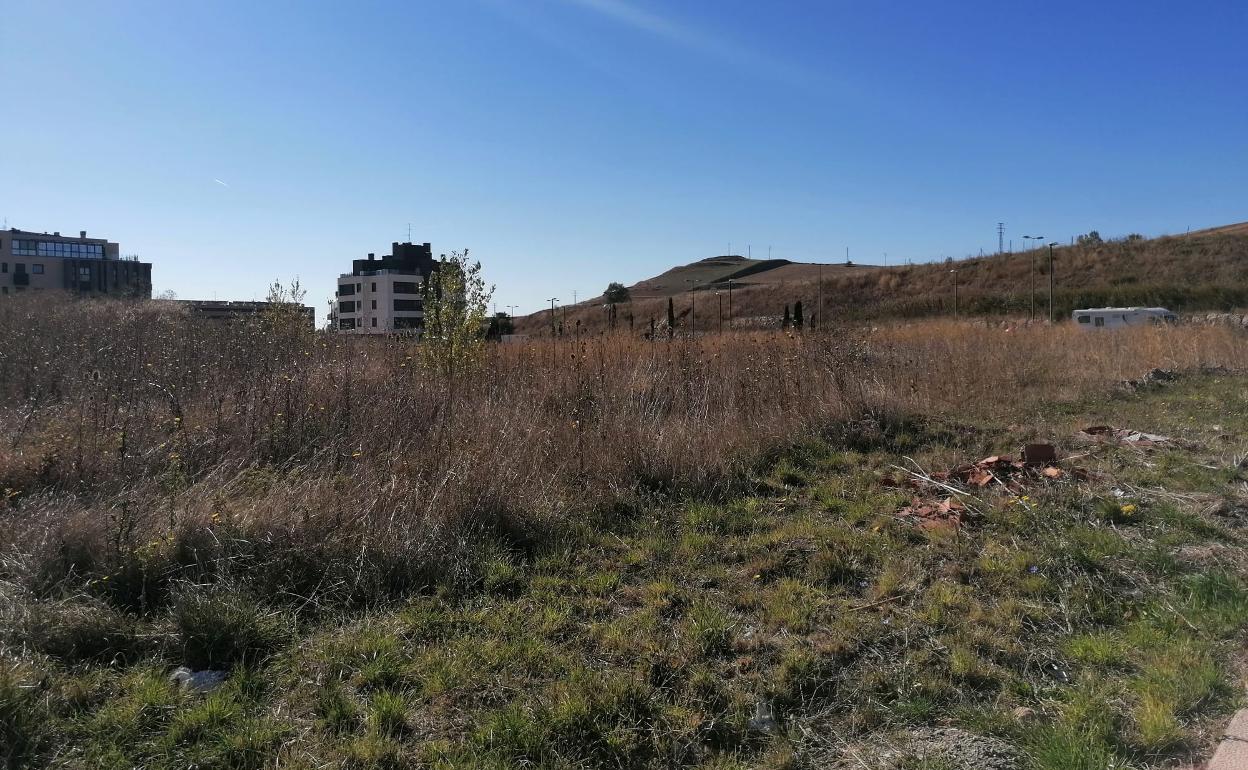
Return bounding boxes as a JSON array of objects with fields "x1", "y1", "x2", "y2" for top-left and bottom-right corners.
[{"x1": 3, "y1": 298, "x2": 1248, "y2": 768}]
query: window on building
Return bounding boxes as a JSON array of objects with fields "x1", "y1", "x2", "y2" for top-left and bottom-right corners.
[
  {"x1": 339, "y1": 300, "x2": 357, "y2": 313},
  {"x1": 32, "y1": 264, "x2": 44, "y2": 274},
  {"x1": 24, "y1": 241, "x2": 104, "y2": 258},
  {"x1": 78, "y1": 267, "x2": 91, "y2": 279},
  {"x1": 15, "y1": 263, "x2": 26, "y2": 273},
  {"x1": 339, "y1": 318, "x2": 356, "y2": 330},
  {"x1": 394, "y1": 317, "x2": 422, "y2": 330},
  {"x1": 1, "y1": 263, "x2": 6, "y2": 273},
  {"x1": 394, "y1": 299, "x2": 422, "y2": 311},
  {"x1": 393, "y1": 281, "x2": 419, "y2": 294},
  {"x1": 371, "y1": 318, "x2": 377, "y2": 328},
  {"x1": 338, "y1": 283, "x2": 355, "y2": 296},
  {"x1": 371, "y1": 300, "x2": 377, "y2": 310},
  {"x1": 371, "y1": 282, "x2": 377, "y2": 292},
  {"x1": 356, "y1": 283, "x2": 361, "y2": 292}
]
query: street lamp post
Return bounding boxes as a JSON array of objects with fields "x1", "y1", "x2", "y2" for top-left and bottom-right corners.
[
  {"x1": 1022, "y1": 235, "x2": 1045, "y2": 321},
  {"x1": 1048, "y1": 242, "x2": 1057, "y2": 323}
]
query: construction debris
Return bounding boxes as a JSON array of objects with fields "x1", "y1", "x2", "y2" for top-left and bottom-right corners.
[
  {"x1": 1022, "y1": 443, "x2": 1057, "y2": 463},
  {"x1": 885, "y1": 441, "x2": 1094, "y2": 530},
  {"x1": 897, "y1": 497, "x2": 966, "y2": 530},
  {"x1": 929, "y1": 447, "x2": 1082, "y2": 492},
  {"x1": 1121, "y1": 368, "x2": 1179, "y2": 391},
  {"x1": 1078, "y1": 426, "x2": 1175, "y2": 447}
]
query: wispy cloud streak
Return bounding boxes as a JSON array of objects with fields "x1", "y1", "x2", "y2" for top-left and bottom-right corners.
[{"x1": 559, "y1": 0, "x2": 805, "y2": 85}]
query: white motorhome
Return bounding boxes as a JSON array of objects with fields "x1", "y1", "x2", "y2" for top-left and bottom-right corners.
[{"x1": 1072, "y1": 307, "x2": 1177, "y2": 330}]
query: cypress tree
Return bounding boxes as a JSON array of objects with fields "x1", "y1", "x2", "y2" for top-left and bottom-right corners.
[{"x1": 794, "y1": 300, "x2": 804, "y2": 329}]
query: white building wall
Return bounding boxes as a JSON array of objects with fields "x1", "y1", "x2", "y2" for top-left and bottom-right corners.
[{"x1": 336, "y1": 272, "x2": 424, "y2": 334}]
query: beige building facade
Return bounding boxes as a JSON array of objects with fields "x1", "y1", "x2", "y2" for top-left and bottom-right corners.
[{"x1": 0, "y1": 228, "x2": 151, "y2": 298}]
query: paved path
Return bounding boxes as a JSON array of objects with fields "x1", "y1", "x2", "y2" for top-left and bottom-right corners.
[{"x1": 1208, "y1": 709, "x2": 1248, "y2": 770}]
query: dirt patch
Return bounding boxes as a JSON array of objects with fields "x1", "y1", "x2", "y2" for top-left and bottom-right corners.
[{"x1": 799, "y1": 726, "x2": 1021, "y2": 769}]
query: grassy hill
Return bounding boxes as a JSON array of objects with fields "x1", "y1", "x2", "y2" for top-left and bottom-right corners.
[
  {"x1": 626, "y1": 256, "x2": 878, "y2": 300},
  {"x1": 517, "y1": 224, "x2": 1248, "y2": 335}
]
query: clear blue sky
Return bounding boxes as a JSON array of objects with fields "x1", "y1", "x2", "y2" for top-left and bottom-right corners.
[{"x1": 3, "y1": 0, "x2": 1245, "y2": 320}]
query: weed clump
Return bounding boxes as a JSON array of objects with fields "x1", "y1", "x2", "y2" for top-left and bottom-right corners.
[{"x1": 172, "y1": 586, "x2": 292, "y2": 669}]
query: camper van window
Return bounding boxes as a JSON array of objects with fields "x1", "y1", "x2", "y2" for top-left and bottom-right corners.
[
  {"x1": 1077, "y1": 315, "x2": 1090, "y2": 324},
  {"x1": 1094, "y1": 317, "x2": 1105, "y2": 327}
]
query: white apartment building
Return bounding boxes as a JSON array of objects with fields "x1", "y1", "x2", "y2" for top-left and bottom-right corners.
[{"x1": 334, "y1": 242, "x2": 436, "y2": 334}]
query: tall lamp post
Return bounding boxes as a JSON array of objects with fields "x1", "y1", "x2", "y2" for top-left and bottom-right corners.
[
  {"x1": 1048, "y1": 242, "x2": 1058, "y2": 323},
  {"x1": 950, "y1": 267, "x2": 959, "y2": 317},
  {"x1": 1022, "y1": 235, "x2": 1045, "y2": 321}
]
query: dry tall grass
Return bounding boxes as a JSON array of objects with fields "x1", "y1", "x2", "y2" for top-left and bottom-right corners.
[{"x1": 1, "y1": 294, "x2": 1245, "y2": 611}]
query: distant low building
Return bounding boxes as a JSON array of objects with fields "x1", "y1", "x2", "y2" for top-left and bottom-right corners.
[
  {"x1": 0, "y1": 228, "x2": 152, "y2": 298},
  {"x1": 172, "y1": 299, "x2": 315, "y2": 329},
  {"x1": 334, "y1": 241, "x2": 438, "y2": 334}
]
